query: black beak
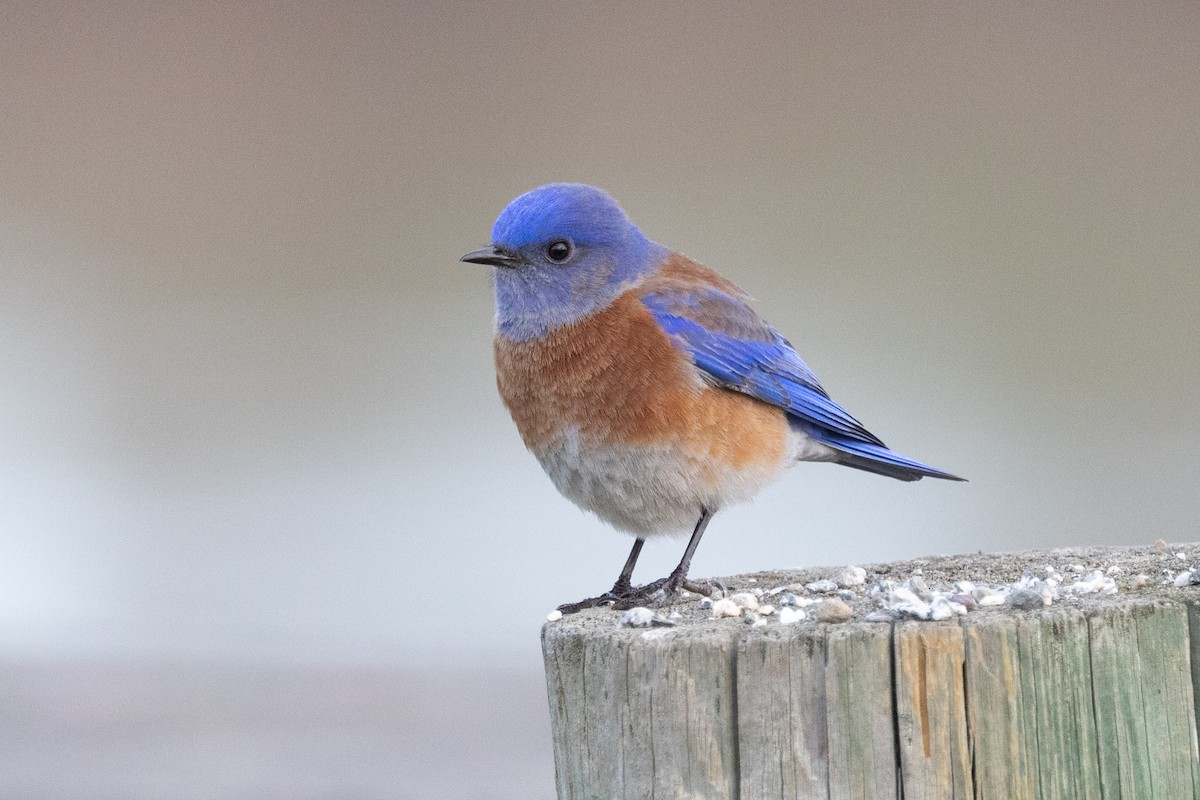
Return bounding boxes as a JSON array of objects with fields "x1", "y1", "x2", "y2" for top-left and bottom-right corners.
[{"x1": 460, "y1": 246, "x2": 520, "y2": 268}]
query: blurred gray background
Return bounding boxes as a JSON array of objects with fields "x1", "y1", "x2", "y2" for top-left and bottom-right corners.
[{"x1": 1, "y1": 2, "x2": 1197, "y2": 798}]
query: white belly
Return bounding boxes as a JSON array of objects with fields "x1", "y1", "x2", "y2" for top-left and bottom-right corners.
[{"x1": 532, "y1": 426, "x2": 832, "y2": 537}]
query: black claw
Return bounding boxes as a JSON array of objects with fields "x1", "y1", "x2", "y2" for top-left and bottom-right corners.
[
  {"x1": 558, "y1": 574, "x2": 714, "y2": 615},
  {"x1": 556, "y1": 594, "x2": 617, "y2": 615}
]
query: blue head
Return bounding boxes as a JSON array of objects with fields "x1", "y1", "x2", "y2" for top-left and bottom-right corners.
[{"x1": 461, "y1": 184, "x2": 667, "y2": 340}]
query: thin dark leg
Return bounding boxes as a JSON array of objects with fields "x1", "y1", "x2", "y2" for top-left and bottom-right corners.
[
  {"x1": 556, "y1": 537, "x2": 646, "y2": 615},
  {"x1": 608, "y1": 507, "x2": 717, "y2": 609},
  {"x1": 610, "y1": 538, "x2": 645, "y2": 595},
  {"x1": 556, "y1": 510, "x2": 718, "y2": 615},
  {"x1": 664, "y1": 507, "x2": 713, "y2": 589}
]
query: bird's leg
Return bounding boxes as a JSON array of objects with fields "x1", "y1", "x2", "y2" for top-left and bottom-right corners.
[
  {"x1": 664, "y1": 507, "x2": 715, "y2": 596},
  {"x1": 556, "y1": 510, "x2": 717, "y2": 614},
  {"x1": 609, "y1": 537, "x2": 645, "y2": 596},
  {"x1": 556, "y1": 538, "x2": 646, "y2": 615},
  {"x1": 611, "y1": 508, "x2": 716, "y2": 609}
]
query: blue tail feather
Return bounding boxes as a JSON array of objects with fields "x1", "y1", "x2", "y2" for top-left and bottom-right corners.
[{"x1": 809, "y1": 431, "x2": 966, "y2": 483}]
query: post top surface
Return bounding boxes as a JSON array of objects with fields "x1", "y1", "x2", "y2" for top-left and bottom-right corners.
[{"x1": 544, "y1": 542, "x2": 1200, "y2": 640}]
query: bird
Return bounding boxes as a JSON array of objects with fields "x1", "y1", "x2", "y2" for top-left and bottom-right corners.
[{"x1": 462, "y1": 183, "x2": 963, "y2": 613}]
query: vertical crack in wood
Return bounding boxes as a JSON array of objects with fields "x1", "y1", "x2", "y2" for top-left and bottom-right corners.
[
  {"x1": 918, "y1": 634, "x2": 931, "y2": 759},
  {"x1": 785, "y1": 635, "x2": 795, "y2": 800},
  {"x1": 1083, "y1": 610, "x2": 1106, "y2": 800},
  {"x1": 1134, "y1": 607, "x2": 1156, "y2": 799},
  {"x1": 580, "y1": 632, "x2": 590, "y2": 800},
  {"x1": 890, "y1": 622, "x2": 906, "y2": 800},
  {"x1": 959, "y1": 630, "x2": 977, "y2": 800},
  {"x1": 1185, "y1": 601, "x2": 1200, "y2": 796},
  {"x1": 820, "y1": 628, "x2": 830, "y2": 800},
  {"x1": 961, "y1": 623, "x2": 982, "y2": 800},
  {"x1": 728, "y1": 640, "x2": 741, "y2": 800}
]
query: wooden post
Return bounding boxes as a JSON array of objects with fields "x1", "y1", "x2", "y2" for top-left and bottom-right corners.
[{"x1": 541, "y1": 546, "x2": 1200, "y2": 799}]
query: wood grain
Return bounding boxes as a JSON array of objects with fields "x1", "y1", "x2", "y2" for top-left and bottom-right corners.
[{"x1": 544, "y1": 579, "x2": 1200, "y2": 798}]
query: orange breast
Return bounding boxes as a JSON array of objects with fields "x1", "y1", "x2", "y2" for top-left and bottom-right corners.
[{"x1": 494, "y1": 290, "x2": 791, "y2": 475}]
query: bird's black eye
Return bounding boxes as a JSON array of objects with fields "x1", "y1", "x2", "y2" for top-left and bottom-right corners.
[{"x1": 546, "y1": 239, "x2": 572, "y2": 262}]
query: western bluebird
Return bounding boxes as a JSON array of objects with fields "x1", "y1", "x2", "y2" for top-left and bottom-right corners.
[{"x1": 462, "y1": 183, "x2": 963, "y2": 613}]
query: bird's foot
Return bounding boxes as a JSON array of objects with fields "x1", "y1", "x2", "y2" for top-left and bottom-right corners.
[
  {"x1": 557, "y1": 574, "x2": 715, "y2": 615},
  {"x1": 680, "y1": 578, "x2": 716, "y2": 597},
  {"x1": 608, "y1": 575, "x2": 715, "y2": 610},
  {"x1": 555, "y1": 592, "x2": 621, "y2": 615}
]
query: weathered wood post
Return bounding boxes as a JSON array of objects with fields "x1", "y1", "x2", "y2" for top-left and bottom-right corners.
[{"x1": 542, "y1": 545, "x2": 1200, "y2": 799}]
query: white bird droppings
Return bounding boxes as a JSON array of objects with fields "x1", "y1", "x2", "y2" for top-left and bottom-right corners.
[
  {"x1": 778, "y1": 607, "x2": 806, "y2": 624},
  {"x1": 617, "y1": 607, "x2": 676, "y2": 628},
  {"x1": 728, "y1": 592, "x2": 760, "y2": 611},
  {"x1": 977, "y1": 591, "x2": 1006, "y2": 607},
  {"x1": 929, "y1": 597, "x2": 955, "y2": 621},
  {"x1": 710, "y1": 598, "x2": 742, "y2": 619}
]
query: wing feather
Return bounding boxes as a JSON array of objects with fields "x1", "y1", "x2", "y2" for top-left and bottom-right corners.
[{"x1": 639, "y1": 283, "x2": 963, "y2": 482}]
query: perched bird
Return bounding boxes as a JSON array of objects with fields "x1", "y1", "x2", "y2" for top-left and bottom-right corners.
[{"x1": 462, "y1": 184, "x2": 963, "y2": 613}]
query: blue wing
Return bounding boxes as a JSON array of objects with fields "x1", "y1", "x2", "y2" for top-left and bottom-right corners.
[{"x1": 640, "y1": 285, "x2": 963, "y2": 482}]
